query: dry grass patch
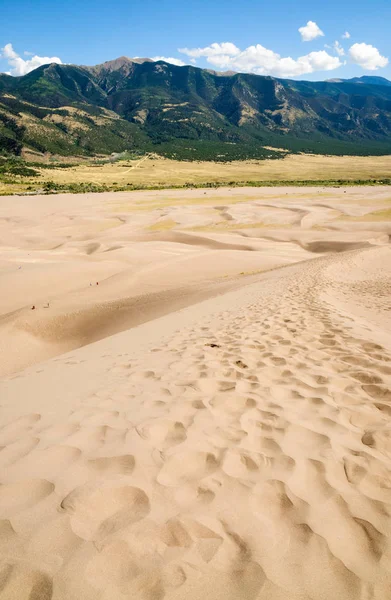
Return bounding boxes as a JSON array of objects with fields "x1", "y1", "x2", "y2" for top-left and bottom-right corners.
[
  {"x1": 340, "y1": 207, "x2": 391, "y2": 221},
  {"x1": 36, "y1": 154, "x2": 391, "y2": 189},
  {"x1": 146, "y1": 219, "x2": 177, "y2": 231},
  {"x1": 187, "y1": 221, "x2": 292, "y2": 232},
  {"x1": 2, "y1": 153, "x2": 391, "y2": 197},
  {"x1": 110, "y1": 194, "x2": 260, "y2": 213}
]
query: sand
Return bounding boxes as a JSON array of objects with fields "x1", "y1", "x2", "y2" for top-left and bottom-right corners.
[
  {"x1": 0, "y1": 187, "x2": 391, "y2": 599},
  {"x1": 1, "y1": 185, "x2": 390, "y2": 376}
]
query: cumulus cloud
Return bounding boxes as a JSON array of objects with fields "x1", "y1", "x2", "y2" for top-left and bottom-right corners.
[
  {"x1": 152, "y1": 55, "x2": 186, "y2": 66},
  {"x1": 298, "y1": 21, "x2": 324, "y2": 42},
  {"x1": 178, "y1": 42, "x2": 240, "y2": 59},
  {"x1": 179, "y1": 42, "x2": 341, "y2": 78},
  {"x1": 342, "y1": 31, "x2": 351, "y2": 39},
  {"x1": 1, "y1": 43, "x2": 62, "y2": 76},
  {"x1": 349, "y1": 42, "x2": 388, "y2": 70},
  {"x1": 333, "y1": 41, "x2": 345, "y2": 56}
]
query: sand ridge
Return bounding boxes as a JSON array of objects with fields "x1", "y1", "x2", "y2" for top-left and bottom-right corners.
[{"x1": 0, "y1": 244, "x2": 391, "y2": 599}]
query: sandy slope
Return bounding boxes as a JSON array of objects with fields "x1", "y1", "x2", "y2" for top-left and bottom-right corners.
[
  {"x1": 0, "y1": 242, "x2": 391, "y2": 599},
  {"x1": 0, "y1": 186, "x2": 390, "y2": 375}
]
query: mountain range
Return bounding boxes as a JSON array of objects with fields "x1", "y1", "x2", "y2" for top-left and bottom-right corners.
[{"x1": 1, "y1": 56, "x2": 391, "y2": 160}]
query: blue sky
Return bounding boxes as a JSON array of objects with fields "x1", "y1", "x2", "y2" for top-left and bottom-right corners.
[{"x1": 1, "y1": 0, "x2": 390, "y2": 80}]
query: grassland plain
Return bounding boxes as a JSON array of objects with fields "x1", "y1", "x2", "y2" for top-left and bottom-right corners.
[{"x1": 1, "y1": 153, "x2": 391, "y2": 195}]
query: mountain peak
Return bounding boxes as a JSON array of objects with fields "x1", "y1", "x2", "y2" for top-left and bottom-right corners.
[
  {"x1": 205, "y1": 68, "x2": 237, "y2": 77},
  {"x1": 131, "y1": 57, "x2": 154, "y2": 64},
  {"x1": 88, "y1": 56, "x2": 153, "y2": 74},
  {"x1": 326, "y1": 75, "x2": 391, "y2": 87}
]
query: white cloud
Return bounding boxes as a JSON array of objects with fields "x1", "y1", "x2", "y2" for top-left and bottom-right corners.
[
  {"x1": 152, "y1": 55, "x2": 186, "y2": 66},
  {"x1": 178, "y1": 42, "x2": 240, "y2": 59},
  {"x1": 179, "y1": 42, "x2": 341, "y2": 78},
  {"x1": 1, "y1": 43, "x2": 62, "y2": 76},
  {"x1": 298, "y1": 21, "x2": 324, "y2": 42},
  {"x1": 349, "y1": 42, "x2": 388, "y2": 70},
  {"x1": 333, "y1": 41, "x2": 345, "y2": 56},
  {"x1": 342, "y1": 31, "x2": 351, "y2": 39}
]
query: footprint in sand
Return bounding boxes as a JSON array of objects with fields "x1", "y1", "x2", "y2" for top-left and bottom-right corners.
[
  {"x1": 209, "y1": 393, "x2": 255, "y2": 415},
  {"x1": 351, "y1": 372, "x2": 383, "y2": 385},
  {"x1": 157, "y1": 451, "x2": 219, "y2": 487},
  {"x1": 137, "y1": 419, "x2": 187, "y2": 448},
  {"x1": 222, "y1": 449, "x2": 259, "y2": 481},
  {"x1": 0, "y1": 414, "x2": 41, "y2": 446},
  {"x1": 4, "y1": 445, "x2": 81, "y2": 482},
  {"x1": 0, "y1": 563, "x2": 53, "y2": 600},
  {"x1": 362, "y1": 385, "x2": 391, "y2": 401},
  {"x1": 0, "y1": 437, "x2": 40, "y2": 470},
  {"x1": 0, "y1": 479, "x2": 54, "y2": 518},
  {"x1": 61, "y1": 481, "x2": 150, "y2": 541},
  {"x1": 88, "y1": 454, "x2": 135, "y2": 475},
  {"x1": 84, "y1": 540, "x2": 140, "y2": 592}
]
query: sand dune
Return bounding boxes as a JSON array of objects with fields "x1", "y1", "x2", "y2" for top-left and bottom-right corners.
[
  {"x1": 0, "y1": 241, "x2": 391, "y2": 598},
  {"x1": 0, "y1": 187, "x2": 391, "y2": 599},
  {"x1": 1, "y1": 186, "x2": 390, "y2": 375}
]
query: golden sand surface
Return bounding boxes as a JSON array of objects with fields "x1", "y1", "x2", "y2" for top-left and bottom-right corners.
[{"x1": 0, "y1": 186, "x2": 391, "y2": 599}]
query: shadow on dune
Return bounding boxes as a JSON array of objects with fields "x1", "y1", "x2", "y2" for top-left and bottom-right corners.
[
  {"x1": 136, "y1": 231, "x2": 256, "y2": 251},
  {"x1": 300, "y1": 241, "x2": 372, "y2": 253}
]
